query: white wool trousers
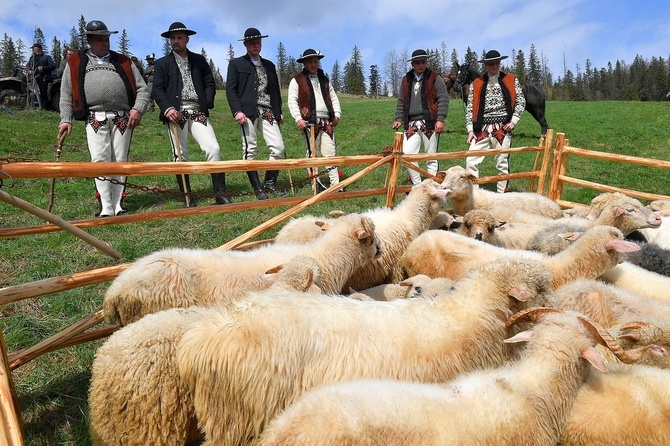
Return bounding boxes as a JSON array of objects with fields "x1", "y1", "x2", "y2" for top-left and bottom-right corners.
[
  {"x1": 402, "y1": 126, "x2": 440, "y2": 185},
  {"x1": 167, "y1": 118, "x2": 221, "y2": 162},
  {"x1": 466, "y1": 130, "x2": 512, "y2": 193},
  {"x1": 301, "y1": 127, "x2": 339, "y2": 186},
  {"x1": 86, "y1": 110, "x2": 132, "y2": 216},
  {"x1": 239, "y1": 117, "x2": 285, "y2": 161}
]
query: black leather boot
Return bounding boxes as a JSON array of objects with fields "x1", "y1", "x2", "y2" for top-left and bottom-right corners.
[
  {"x1": 176, "y1": 174, "x2": 197, "y2": 207},
  {"x1": 263, "y1": 170, "x2": 286, "y2": 196},
  {"x1": 211, "y1": 173, "x2": 232, "y2": 204},
  {"x1": 247, "y1": 171, "x2": 268, "y2": 200}
]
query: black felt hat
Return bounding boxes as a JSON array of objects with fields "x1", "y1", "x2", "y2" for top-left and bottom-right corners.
[
  {"x1": 82, "y1": 20, "x2": 118, "y2": 37},
  {"x1": 161, "y1": 22, "x2": 197, "y2": 38},
  {"x1": 30, "y1": 42, "x2": 42, "y2": 49},
  {"x1": 408, "y1": 49, "x2": 430, "y2": 63},
  {"x1": 479, "y1": 50, "x2": 508, "y2": 63},
  {"x1": 239, "y1": 27, "x2": 268, "y2": 41},
  {"x1": 297, "y1": 48, "x2": 325, "y2": 64}
]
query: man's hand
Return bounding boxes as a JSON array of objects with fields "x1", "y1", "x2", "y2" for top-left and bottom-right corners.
[
  {"x1": 129, "y1": 109, "x2": 142, "y2": 129},
  {"x1": 466, "y1": 131, "x2": 475, "y2": 144},
  {"x1": 435, "y1": 121, "x2": 444, "y2": 134},
  {"x1": 166, "y1": 108, "x2": 183, "y2": 124},
  {"x1": 57, "y1": 123, "x2": 72, "y2": 139},
  {"x1": 235, "y1": 111, "x2": 247, "y2": 125},
  {"x1": 297, "y1": 119, "x2": 308, "y2": 130},
  {"x1": 332, "y1": 117, "x2": 340, "y2": 127},
  {"x1": 392, "y1": 121, "x2": 402, "y2": 130}
]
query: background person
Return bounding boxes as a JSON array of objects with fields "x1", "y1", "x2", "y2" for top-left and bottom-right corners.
[
  {"x1": 58, "y1": 46, "x2": 76, "y2": 79},
  {"x1": 153, "y1": 21, "x2": 230, "y2": 206},
  {"x1": 226, "y1": 27, "x2": 285, "y2": 200},
  {"x1": 393, "y1": 49, "x2": 449, "y2": 185},
  {"x1": 58, "y1": 20, "x2": 150, "y2": 217},
  {"x1": 465, "y1": 49, "x2": 526, "y2": 193},
  {"x1": 26, "y1": 42, "x2": 56, "y2": 108},
  {"x1": 288, "y1": 48, "x2": 343, "y2": 192},
  {"x1": 144, "y1": 53, "x2": 155, "y2": 111}
]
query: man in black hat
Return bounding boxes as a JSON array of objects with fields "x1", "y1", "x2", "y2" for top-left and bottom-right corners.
[
  {"x1": 26, "y1": 42, "x2": 56, "y2": 108},
  {"x1": 465, "y1": 49, "x2": 525, "y2": 193},
  {"x1": 144, "y1": 53, "x2": 155, "y2": 111},
  {"x1": 393, "y1": 49, "x2": 449, "y2": 185},
  {"x1": 287, "y1": 48, "x2": 343, "y2": 192},
  {"x1": 58, "y1": 20, "x2": 150, "y2": 217},
  {"x1": 226, "y1": 27, "x2": 285, "y2": 200},
  {"x1": 153, "y1": 21, "x2": 230, "y2": 206}
]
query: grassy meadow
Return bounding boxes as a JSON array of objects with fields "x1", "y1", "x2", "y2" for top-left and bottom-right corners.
[{"x1": 0, "y1": 94, "x2": 669, "y2": 444}]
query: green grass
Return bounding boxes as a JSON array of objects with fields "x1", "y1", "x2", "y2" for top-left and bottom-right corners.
[{"x1": 1, "y1": 95, "x2": 669, "y2": 444}]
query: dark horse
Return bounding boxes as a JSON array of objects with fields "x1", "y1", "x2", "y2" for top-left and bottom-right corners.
[{"x1": 452, "y1": 63, "x2": 549, "y2": 136}]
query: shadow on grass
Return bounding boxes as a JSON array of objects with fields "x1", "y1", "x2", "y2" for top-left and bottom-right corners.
[{"x1": 18, "y1": 370, "x2": 92, "y2": 446}]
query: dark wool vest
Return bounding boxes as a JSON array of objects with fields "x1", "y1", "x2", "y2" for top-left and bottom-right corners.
[
  {"x1": 68, "y1": 50, "x2": 137, "y2": 121},
  {"x1": 295, "y1": 69, "x2": 335, "y2": 123},
  {"x1": 400, "y1": 69, "x2": 439, "y2": 130},
  {"x1": 471, "y1": 72, "x2": 517, "y2": 132}
]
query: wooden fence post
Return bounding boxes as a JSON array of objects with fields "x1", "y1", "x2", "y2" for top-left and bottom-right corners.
[
  {"x1": 0, "y1": 329, "x2": 23, "y2": 446},
  {"x1": 535, "y1": 129, "x2": 554, "y2": 194},
  {"x1": 385, "y1": 132, "x2": 403, "y2": 208},
  {"x1": 547, "y1": 132, "x2": 566, "y2": 201}
]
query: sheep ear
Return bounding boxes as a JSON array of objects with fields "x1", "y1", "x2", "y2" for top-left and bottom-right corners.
[
  {"x1": 508, "y1": 285, "x2": 531, "y2": 302},
  {"x1": 606, "y1": 239, "x2": 640, "y2": 252},
  {"x1": 504, "y1": 330, "x2": 534, "y2": 344},
  {"x1": 558, "y1": 232, "x2": 582, "y2": 241},
  {"x1": 305, "y1": 270, "x2": 322, "y2": 294},
  {"x1": 612, "y1": 205, "x2": 626, "y2": 218},
  {"x1": 329, "y1": 210, "x2": 347, "y2": 217},
  {"x1": 315, "y1": 221, "x2": 331, "y2": 231},
  {"x1": 261, "y1": 272, "x2": 279, "y2": 284},
  {"x1": 582, "y1": 346, "x2": 608, "y2": 373},
  {"x1": 265, "y1": 264, "x2": 284, "y2": 274}
]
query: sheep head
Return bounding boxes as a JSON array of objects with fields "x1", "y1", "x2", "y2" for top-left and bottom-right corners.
[{"x1": 506, "y1": 307, "x2": 648, "y2": 367}]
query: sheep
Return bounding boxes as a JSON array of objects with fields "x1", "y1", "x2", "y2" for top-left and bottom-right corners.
[
  {"x1": 257, "y1": 308, "x2": 634, "y2": 446},
  {"x1": 273, "y1": 209, "x2": 346, "y2": 244},
  {"x1": 637, "y1": 215, "x2": 670, "y2": 249},
  {"x1": 599, "y1": 261, "x2": 670, "y2": 305},
  {"x1": 609, "y1": 322, "x2": 670, "y2": 368},
  {"x1": 347, "y1": 274, "x2": 434, "y2": 301},
  {"x1": 88, "y1": 256, "x2": 323, "y2": 446},
  {"x1": 176, "y1": 257, "x2": 556, "y2": 446},
  {"x1": 343, "y1": 179, "x2": 449, "y2": 292},
  {"x1": 438, "y1": 165, "x2": 563, "y2": 219},
  {"x1": 527, "y1": 195, "x2": 662, "y2": 255},
  {"x1": 456, "y1": 209, "x2": 546, "y2": 249},
  {"x1": 103, "y1": 213, "x2": 380, "y2": 325},
  {"x1": 428, "y1": 210, "x2": 462, "y2": 230},
  {"x1": 399, "y1": 225, "x2": 640, "y2": 289},
  {"x1": 560, "y1": 363, "x2": 670, "y2": 446},
  {"x1": 624, "y1": 241, "x2": 670, "y2": 277}
]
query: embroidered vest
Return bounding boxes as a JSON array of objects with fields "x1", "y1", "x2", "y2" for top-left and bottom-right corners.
[
  {"x1": 471, "y1": 72, "x2": 516, "y2": 132},
  {"x1": 295, "y1": 69, "x2": 335, "y2": 123},
  {"x1": 68, "y1": 50, "x2": 137, "y2": 121},
  {"x1": 400, "y1": 69, "x2": 439, "y2": 129}
]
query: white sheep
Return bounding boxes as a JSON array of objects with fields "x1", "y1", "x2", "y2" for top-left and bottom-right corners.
[
  {"x1": 527, "y1": 195, "x2": 662, "y2": 255},
  {"x1": 561, "y1": 363, "x2": 670, "y2": 446},
  {"x1": 176, "y1": 257, "x2": 556, "y2": 446},
  {"x1": 88, "y1": 256, "x2": 323, "y2": 446},
  {"x1": 599, "y1": 261, "x2": 670, "y2": 305},
  {"x1": 428, "y1": 210, "x2": 463, "y2": 230},
  {"x1": 399, "y1": 225, "x2": 640, "y2": 289},
  {"x1": 103, "y1": 213, "x2": 380, "y2": 325},
  {"x1": 347, "y1": 274, "x2": 434, "y2": 301},
  {"x1": 257, "y1": 308, "x2": 632, "y2": 446},
  {"x1": 343, "y1": 179, "x2": 449, "y2": 291},
  {"x1": 438, "y1": 165, "x2": 564, "y2": 219}
]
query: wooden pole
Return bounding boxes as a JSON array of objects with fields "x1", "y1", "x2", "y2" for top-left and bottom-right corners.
[
  {"x1": 170, "y1": 123, "x2": 192, "y2": 207},
  {"x1": 385, "y1": 132, "x2": 404, "y2": 208},
  {"x1": 0, "y1": 329, "x2": 23, "y2": 446},
  {"x1": 309, "y1": 125, "x2": 317, "y2": 195},
  {"x1": 547, "y1": 133, "x2": 566, "y2": 202},
  {"x1": 536, "y1": 129, "x2": 554, "y2": 195},
  {"x1": 46, "y1": 132, "x2": 67, "y2": 213},
  {"x1": 217, "y1": 154, "x2": 393, "y2": 251},
  {"x1": 0, "y1": 189, "x2": 121, "y2": 260},
  {"x1": 8, "y1": 311, "x2": 105, "y2": 370}
]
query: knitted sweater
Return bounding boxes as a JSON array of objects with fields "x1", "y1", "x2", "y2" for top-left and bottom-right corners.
[{"x1": 60, "y1": 52, "x2": 149, "y2": 124}]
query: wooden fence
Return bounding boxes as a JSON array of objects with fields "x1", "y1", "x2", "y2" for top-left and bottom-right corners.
[{"x1": 1, "y1": 129, "x2": 668, "y2": 444}]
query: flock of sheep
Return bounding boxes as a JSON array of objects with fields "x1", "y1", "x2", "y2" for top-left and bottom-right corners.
[{"x1": 88, "y1": 169, "x2": 670, "y2": 446}]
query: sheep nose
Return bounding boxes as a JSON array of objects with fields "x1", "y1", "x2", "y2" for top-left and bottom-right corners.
[{"x1": 475, "y1": 233, "x2": 483, "y2": 241}]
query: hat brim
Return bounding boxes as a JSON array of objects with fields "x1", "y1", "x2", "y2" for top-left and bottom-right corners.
[
  {"x1": 82, "y1": 30, "x2": 118, "y2": 37},
  {"x1": 161, "y1": 29, "x2": 197, "y2": 38},
  {"x1": 408, "y1": 56, "x2": 430, "y2": 63},
  {"x1": 297, "y1": 54, "x2": 325, "y2": 63},
  {"x1": 239, "y1": 34, "x2": 268, "y2": 41},
  {"x1": 479, "y1": 55, "x2": 508, "y2": 63}
]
